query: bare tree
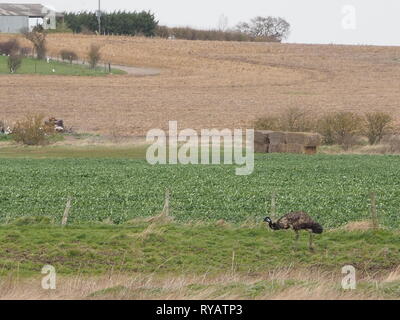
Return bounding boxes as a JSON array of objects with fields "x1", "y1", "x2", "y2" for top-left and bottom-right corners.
[
  {"x1": 363, "y1": 112, "x2": 393, "y2": 145},
  {"x1": 60, "y1": 49, "x2": 79, "y2": 64},
  {"x1": 8, "y1": 53, "x2": 22, "y2": 73},
  {"x1": 236, "y1": 16, "x2": 290, "y2": 42},
  {"x1": 0, "y1": 38, "x2": 20, "y2": 55},
  {"x1": 22, "y1": 27, "x2": 47, "y2": 60},
  {"x1": 87, "y1": 44, "x2": 101, "y2": 69}
]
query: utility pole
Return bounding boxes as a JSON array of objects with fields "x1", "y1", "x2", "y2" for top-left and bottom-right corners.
[{"x1": 96, "y1": 0, "x2": 102, "y2": 34}]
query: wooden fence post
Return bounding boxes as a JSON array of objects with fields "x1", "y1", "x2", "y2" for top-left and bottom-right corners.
[
  {"x1": 231, "y1": 250, "x2": 236, "y2": 275},
  {"x1": 370, "y1": 192, "x2": 379, "y2": 229},
  {"x1": 162, "y1": 189, "x2": 170, "y2": 217},
  {"x1": 62, "y1": 197, "x2": 72, "y2": 226},
  {"x1": 271, "y1": 191, "x2": 277, "y2": 220}
]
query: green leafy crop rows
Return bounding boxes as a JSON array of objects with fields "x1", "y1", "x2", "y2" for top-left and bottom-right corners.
[{"x1": 0, "y1": 154, "x2": 399, "y2": 228}]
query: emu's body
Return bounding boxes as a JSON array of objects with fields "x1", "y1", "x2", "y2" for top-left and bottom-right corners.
[{"x1": 264, "y1": 212, "x2": 323, "y2": 250}]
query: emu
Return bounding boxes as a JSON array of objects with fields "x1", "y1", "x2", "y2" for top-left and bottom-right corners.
[{"x1": 264, "y1": 212, "x2": 323, "y2": 251}]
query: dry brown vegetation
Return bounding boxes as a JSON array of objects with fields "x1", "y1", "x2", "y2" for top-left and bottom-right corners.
[
  {"x1": 1, "y1": 33, "x2": 400, "y2": 136},
  {"x1": 1, "y1": 268, "x2": 399, "y2": 300}
]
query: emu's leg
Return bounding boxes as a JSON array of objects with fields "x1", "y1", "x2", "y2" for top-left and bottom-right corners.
[
  {"x1": 293, "y1": 230, "x2": 300, "y2": 250},
  {"x1": 309, "y1": 232, "x2": 315, "y2": 252}
]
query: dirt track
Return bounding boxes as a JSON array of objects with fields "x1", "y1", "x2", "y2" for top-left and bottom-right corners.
[
  {"x1": 48, "y1": 55, "x2": 161, "y2": 77},
  {"x1": 114, "y1": 65, "x2": 160, "y2": 76}
]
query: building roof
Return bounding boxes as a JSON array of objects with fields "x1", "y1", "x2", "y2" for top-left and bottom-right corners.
[{"x1": 0, "y1": 3, "x2": 63, "y2": 17}]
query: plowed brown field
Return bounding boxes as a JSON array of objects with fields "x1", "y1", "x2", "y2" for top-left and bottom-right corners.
[{"x1": 1, "y1": 33, "x2": 400, "y2": 135}]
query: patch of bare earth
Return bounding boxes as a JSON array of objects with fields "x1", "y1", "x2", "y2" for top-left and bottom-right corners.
[
  {"x1": 341, "y1": 220, "x2": 375, "y2": 231},
  {"x1": 1, "y1": 34, "x2": 400, "y2": 136}
]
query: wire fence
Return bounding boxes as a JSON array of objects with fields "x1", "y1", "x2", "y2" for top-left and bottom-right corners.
[{"x1": 0, "y1": 189, "x2": 395, "y2": 229}]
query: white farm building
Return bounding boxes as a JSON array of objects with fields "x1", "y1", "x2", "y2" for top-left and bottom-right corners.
[{"x1": 0, "y1": 3, "x2": 62, "y2": 33}]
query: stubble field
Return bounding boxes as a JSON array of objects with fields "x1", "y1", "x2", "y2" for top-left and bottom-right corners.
[{"x1": 1, "y1": 33, "x2": 400, "y2": 136}]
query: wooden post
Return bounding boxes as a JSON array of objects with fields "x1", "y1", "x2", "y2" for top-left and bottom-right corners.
[
  {"x1": 370, "y1": 192, "x2": 378, "y2": 229},
  {"x1": 62, "y1": 197, "x2": 72, "y2": 226},
  {"x1": 271, "y1": 191, "x2": 277, "y2": 220},
  {"x1": 108, "y1": 63, "x2": 111, "y2": 73},
  {"x1": 162, "y1": 189, "x2": 170, "y2": 217}
]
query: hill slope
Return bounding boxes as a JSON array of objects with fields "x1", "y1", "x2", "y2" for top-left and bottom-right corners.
[{"x1": 1, "y1": 34, "x2": 400, "y2": 135}]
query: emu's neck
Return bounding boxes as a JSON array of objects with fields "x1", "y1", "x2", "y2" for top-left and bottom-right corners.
[{"x1": 268, "y1": 221, "x2": 280, "y2": 230}]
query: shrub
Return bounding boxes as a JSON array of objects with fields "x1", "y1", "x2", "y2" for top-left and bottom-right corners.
[
  {"x1": 19, "y1": 47, "x2": 32, "y2": 57},
  {"x1": 164, "y1": 26, "x2": 258, "y2": 42},
  {"x1": 254, "y1": 107, "x2": 315, "y2": 132},
  {"x1": 23, "y1": 29, "x2": 47, "y2": 60},
  {"x1": 254, "y1": 109, "x2": 386, "y2": 150},
  {"x1": 279, "y1": 107, "x2": 315, "y2": 132},
  {"x1": 60, "y1": 49, "x2": 78, "y2": 64},
  {"x1": 12, "y1": 114, "x2": 54, "y2": 146},
  {"x1": 0, "y1": 38, "x2": 20, "y2": 55},
  {"x1": 254, "y1": 116, "x2": 281, "y2": 131},
  {"x1": 317, "y1": 112, "x2": 363, "y2": 148},
  {"x1": 363, "y1": 112, "x2": 393, "y2": 145},
  {"x1": 88, "y1": 44, "x2": 101, "y2": 69},
  {"x1": 317, "y1": 114, "x2": 336, "y2": 145},
  {"x1": 383, "y1": 135, "x2": 400, "y2": 153},
  {"x1": 7, "y1": 53, "x2": 22, "y2": 73},
  {"x1": 155, "y1": 25, "x2": 171, "y2": 38}
]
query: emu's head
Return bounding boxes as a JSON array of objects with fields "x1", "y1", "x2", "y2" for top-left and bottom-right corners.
[
  {"x1": 264, "y1": 217, "x2": 272, "y2": 224},
  {"x1": 264, "y1": 217, "x2": 279, "y2": 230}
]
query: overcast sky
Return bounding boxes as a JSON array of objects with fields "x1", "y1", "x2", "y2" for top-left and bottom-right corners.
[{"x1": 10, "y1": 0, "x2": 400, "y2": 45}]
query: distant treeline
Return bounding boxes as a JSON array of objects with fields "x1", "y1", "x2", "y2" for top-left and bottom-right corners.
[
  {"x1": 154, "y1": 16, "x2": 290, "y2": 42},
  {"x1": 63, "y1": 11, "x2": 158, "y2": 36},
  {"x1": 63, "y1": 12, "x2": 289, "y2": 43},
  {"x1": 155, "y1": 26, "x2": 281, "y2": 42}
]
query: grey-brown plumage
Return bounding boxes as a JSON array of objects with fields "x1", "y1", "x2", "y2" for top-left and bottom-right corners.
[{"x1": 264, "y1": 212, "x2": 323, "y2": 251}]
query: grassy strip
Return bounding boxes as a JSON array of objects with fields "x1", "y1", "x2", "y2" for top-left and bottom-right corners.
[
  {"x1": 0, "y1": 222, "x2": 398, "y2": 277},
  {"x1": 0, "y1": 134, "x2": 11, "y2": 142},
  {"x1": 0, "y1": 145, "x2": 148, "y2": 159},
  {"x1": 0, "y1": 56, "x2": 125, "y2": 76}
]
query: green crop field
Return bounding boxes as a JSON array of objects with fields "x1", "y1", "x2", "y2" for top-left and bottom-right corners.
[
  {"x1": 0, "y1": 153, "x2": 400, "y2": 228},
  {"x1": 0, "y1": 56, "x2": 125, "y2": 76}
]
